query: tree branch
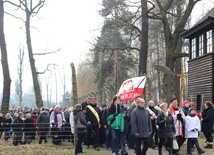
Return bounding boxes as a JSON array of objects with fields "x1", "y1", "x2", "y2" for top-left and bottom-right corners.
[
  {"x1": 33, "y1": 48, "x2": 61, "y2": 55},
  {"x1": 4, "y1": 12, "x2": 24, "y2": 22},
  {"x1": 37, "y1": 63, "x2": 54, "y2": 74},
  {"x1": 173, "y1": 52, "x2": 189, "y2": 60},
  {"x1": 3, "y1": 0, "x2": 20, "y2": 7}
]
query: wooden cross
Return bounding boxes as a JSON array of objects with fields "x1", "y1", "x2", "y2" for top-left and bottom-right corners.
[{"x1": 177, "y1": 68, "x2": 188, "y2": 106}]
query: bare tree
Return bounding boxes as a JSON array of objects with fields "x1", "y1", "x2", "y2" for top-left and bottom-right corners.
[
  {"x1": 0, "y1": 0, "x2": 11, "y2": 114},
  {"x1": 6, "y1": 0, "x2": 45, "y2": 107},
  {"x1": 15, "y1": 46, "x2": 24, "y2": 108},
  {"x1": 149, "y1": 0, "x2": 200, "y2": 102}
]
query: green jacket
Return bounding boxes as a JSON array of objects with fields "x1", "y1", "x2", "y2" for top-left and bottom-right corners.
[{"x1": 107, "y1": 112, "x2": 124, "y2": 132}]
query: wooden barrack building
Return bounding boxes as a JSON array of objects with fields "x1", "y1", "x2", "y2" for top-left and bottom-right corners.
[{"x1": 182, "y1": 7, "x2": 214, "y2": 111}]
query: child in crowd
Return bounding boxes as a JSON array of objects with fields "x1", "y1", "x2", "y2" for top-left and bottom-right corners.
[{"x1": 185, "y1": 108, "x2": 205, "y2": 155}]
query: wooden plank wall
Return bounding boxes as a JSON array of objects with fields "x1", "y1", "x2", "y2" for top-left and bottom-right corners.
[{"x1": 188, "y1": 53, "x2": 214, "y2": 109}]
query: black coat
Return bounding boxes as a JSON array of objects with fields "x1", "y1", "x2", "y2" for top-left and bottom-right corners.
[
  {"x1": 156, "y1": 112, "x2": 175, "y2": 138},
  {"x1": 85, "y1": 104, "x2": 100, "y2": 126},
  {"x1": 12, "y1": 117, "x2": 24, "y2": 132},
  {"x1": 3, "y1": 117, "x2": 12, "y2": 130},
  {"x1": 37, "y1": 112, "x2": 50, "y2": 129},
  {"x1": 0, "y1": 117, "x2": 4, "y2": 132},
  {"x1": 24, "y1": 118, "x2": 35, "y2": 133},
  {"x1": 202, "y1": 107, "x2": 214, "y2": 134}
]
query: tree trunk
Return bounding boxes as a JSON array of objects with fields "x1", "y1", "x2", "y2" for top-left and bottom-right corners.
[
  {"x1": 18, "y1": 48, "x2": 24, "y2": 108},
  {"x1": 156, "y1": 0, "x2": 198, "y2": 102},
  {"x1": 0, "y1": 0, "x2": 11, "y2": 114},
  {"x1": 139, "y1": 0, "x2": 148, "y2": 75},
  {"x1": 25, "y1": 14, "x2": 43, "y2": 108}
]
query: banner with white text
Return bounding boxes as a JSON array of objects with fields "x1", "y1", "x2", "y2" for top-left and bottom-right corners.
[{"x1": 118, "y1": 76, "x2": 146, "y2": 102}]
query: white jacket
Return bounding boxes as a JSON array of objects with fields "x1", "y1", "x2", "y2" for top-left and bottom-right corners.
[{"x1": 185, "y1": 115, "x2": 201, "y2": 138}]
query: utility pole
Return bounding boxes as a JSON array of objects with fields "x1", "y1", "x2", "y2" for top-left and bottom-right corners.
[{"x1": 70, "y1": 63, "x2": 78, "y2": 146}]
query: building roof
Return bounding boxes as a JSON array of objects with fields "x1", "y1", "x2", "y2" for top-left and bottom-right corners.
[
  {"x1": 197, "y1": 7, "x2": 214, "y2": 23},
  {"x1": 182, "y1": 7, "x2": 214, "y2": 38}
]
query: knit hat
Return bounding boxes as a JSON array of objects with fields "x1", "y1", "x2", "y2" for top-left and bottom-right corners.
[
  {"x1": 189, "y1": 108, "x2": 194, "y2": 114},
  {"x1": 170, "y1": 98, "x2": 177, "y2": 103},
  {"x1": 183, "y1": 100, "x2": 189, "y2": 106}
]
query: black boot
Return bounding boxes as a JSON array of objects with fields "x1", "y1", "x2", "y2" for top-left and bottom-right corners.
[
  {"x1": 204, "y1": 144, "x2": 213, "y2": 149},
  {"x1": 168, "y1": 147, "x2": 173, "y2": 155},
  {"x1": 197, "y1": 148, "x2": 205, "y2": 154},
  {"x1": 158, "y1": 145, "x2": 163, "y2": 155}
]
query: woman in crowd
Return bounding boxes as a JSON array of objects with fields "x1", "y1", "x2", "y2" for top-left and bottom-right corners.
[
  {"x1": 201, "y1": 101, "x2": 214, "y2": 149},
  {"x1": 63, "y1": 108, "x2": 72, "y2": 142},
  {"x1": 107, "y1": 96, "x2": 125, "y2": 155},
  {"x1": 3, "y1": 113, "x2": 12, "y2": 141},
  {"x1": 37, "y1": 108, "x2": 50, "y2": 144},
  {"x1": 24, "y1": 113, "x2": 35, "y2": 144},
  {"x1": 12, "y1": 112, "x2": 24, "y2": 146},
  {"x1": 156, "y1": 102, "x2": 175, "y2": 155},
  {"x1": 73, "y1": 104, "x2": 89, "y2": 155}
]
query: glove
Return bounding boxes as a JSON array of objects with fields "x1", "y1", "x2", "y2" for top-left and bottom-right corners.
[{"x1": 177, "y1": 113, "x2": 183, "y2": 122}]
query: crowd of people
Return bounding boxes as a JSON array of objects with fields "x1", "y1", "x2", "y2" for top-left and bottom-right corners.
[{"x1": 0, "y1": 95, "x2": 213, "y2": 155}]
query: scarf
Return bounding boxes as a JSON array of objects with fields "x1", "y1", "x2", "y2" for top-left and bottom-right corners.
[{"x1": 54, "y1": 110, "x2": 62, "y2": 128}]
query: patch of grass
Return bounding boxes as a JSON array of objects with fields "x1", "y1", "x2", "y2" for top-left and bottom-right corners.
[
  {"x1": 0, "y1": 139, "x2": 74, "y2": 155},
  {"x1": 0, "y1": 139, "x2": 110, "y2": 155}
]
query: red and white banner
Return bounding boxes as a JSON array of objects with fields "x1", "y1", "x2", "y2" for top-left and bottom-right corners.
[{"x1": 118, "y1": 76, "x2": 146, "y2": 102}]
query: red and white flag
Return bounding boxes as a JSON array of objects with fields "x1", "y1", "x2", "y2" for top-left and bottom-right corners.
[{"x1": 118, "y1": 76, "x2": 146, "y2": 102}]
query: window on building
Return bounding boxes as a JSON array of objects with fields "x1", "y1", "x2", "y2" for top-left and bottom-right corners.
[
  {"x1": 191, "y1": 38, "x2": 196, "y2": 59},
  {"x1": 206, "y1": 30, "x2": 212, "y2": 53},
  {"x1": 198, "y1": 34, "x2": 204, "y2": 56}
]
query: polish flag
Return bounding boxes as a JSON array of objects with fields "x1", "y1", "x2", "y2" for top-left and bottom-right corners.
[{"x1": 118, "y1": 76, "x2": 146, "y2": 102}]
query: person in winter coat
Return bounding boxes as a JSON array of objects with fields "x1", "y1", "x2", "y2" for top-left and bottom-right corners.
[
  {"x1": 24, "y1": 113, "x2": 35, "y2": 144},
  {"x1": 50, "y1": 105, "x2": 66, "y2": 145},
  {"x1": 201, "y1": 101, "x2": 214, "y2": 149},
  {"x1": 62, "y1": 108, "x2": 72, "y2": 142},
  {"x1": 3, "y1": 113, "x2": 12, "y2": 141},
  {"x1": 99, "y1": 104, "x2": 108, "y2": 147},
  {"x1": 107, "y1": 96, "x2": 125, "y2": 155},
  {"x1": 69, "y1": 107, "x2": 74, "y2": 144},
  {"x1": 73, "y1": 104, "x2": 89, "y2": 155},
  {"x1": 37, "y1": 108, "x2": 50, "y2": 144},
  {"x1": 0, "y1": 113, "x2": 4, "y2": 138},
  {"x1": 12, "y1": 112, "x2": 24, "y2": 146},
  {"x1": 182, "y1": 100, "x2": 191, "y2": 116},
  {"x1": 168, "y1": 98, "x2": 185, "y2": 155},
  {"x1": 131, "y1": 98, "x2": 152, "y2": 155},
  {"x1": 126, "y1": 94, "x2": 142, "y2": 150},
  {"x1": 85, "y1": 97, "x2": 100, "y2": 150},
  {"x1": 185, "y1": 108, "x2": 205, "y2": 155},
  {"x1": 156, "y1": 102, "x2": 175, "y2": 155},
  {"x1": 147, "y1": 100, "x2": 158, "y2": 148}
]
